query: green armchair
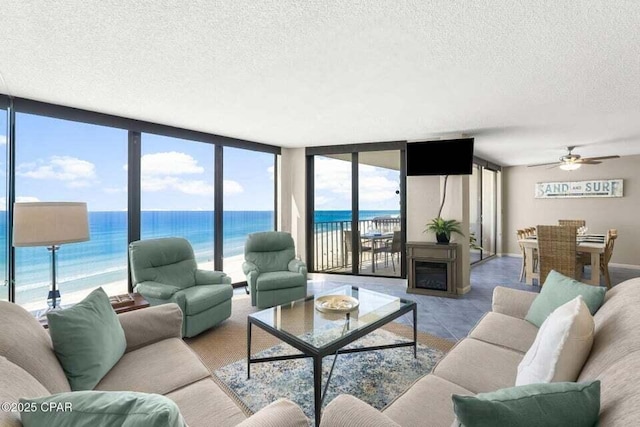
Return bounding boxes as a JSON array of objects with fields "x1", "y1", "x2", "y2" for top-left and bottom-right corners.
[
  {"x1": 243, "y1": 231, "x2": 307, "y2": 308},
  {"x1": 129, "y1": 237, "x2": 233, "y2": 338}
]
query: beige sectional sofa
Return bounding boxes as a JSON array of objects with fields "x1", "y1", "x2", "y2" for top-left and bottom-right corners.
[
  {"x1": 0, "y1": 301, "x2": 307, "y2": 427},
  {"x1": 321, "y1": 278, "x2": 640, "y2": 426}
]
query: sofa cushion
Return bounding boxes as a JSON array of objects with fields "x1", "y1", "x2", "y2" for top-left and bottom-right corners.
[
  {"x1": 517, "y1": 296, "x2": 594, "y2": 385},
  {"x1": 237, "y1": 399, "x2": 310, "y2": 427},
  {"x1": 452, "y1": 381, "x2": 600, "y2": 427},
  {"x1": 469, "y1": 312, "x2": 539, "y2": 353},
  {"x1": 433, "y1": 338, "x2": 522, "y2": 394},
  {"x1": 95, "y1": 338, "x2": 209, "y2": 395},
  {"x1": 20, "y1": 391, "x2": 187, "y2": 427},
  {"x1": 47, "y1": 287, "x2": 127, "y2": 391},
  {"x1": 166, "y1": 378, "x2": 247, "y2": 427},
  {"x1": 181, "y1": 285, "x2": 233, "y2": 315},
  {"x1": 578, "y1": 278, "x2": 640, "y2": 381},
  {"x1": 384, "y1": 374, "x2": 472, "y2": 427},
  {"x1": 525, "y1": 270, "x2": 605, "y2": 327},
  {"x1": 0, "y1": 357, "x2": 50, "y2": 427},
  {"x1": 0, "y1": 301, "x2": 71, "y2": 394},
  {"x1": 256, "y1": 271, "x2": 306, "y2": 291}
]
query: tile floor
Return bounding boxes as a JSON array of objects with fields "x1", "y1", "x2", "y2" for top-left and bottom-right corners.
[{"x1": 305, "y1": 256, "x2": 640, "y2": 341}]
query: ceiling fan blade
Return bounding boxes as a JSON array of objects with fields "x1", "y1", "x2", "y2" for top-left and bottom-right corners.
[
  {"x1": 580, "y1": 155, "x2": 620, "y2": 161},
  {"x1": 577, "y1": 160, "x2": 602, "y2": 165},
  {"x1": 528, "y1": 162, "x2": 560, "y2": 167}
]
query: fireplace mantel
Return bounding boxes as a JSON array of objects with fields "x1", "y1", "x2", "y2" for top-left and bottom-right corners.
[{"x1": 406, "y1": 241, "x2": 460, "y2": 298}]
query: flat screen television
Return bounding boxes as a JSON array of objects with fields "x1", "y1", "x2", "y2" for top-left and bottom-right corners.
[{"x1": 406, "y1": 138, "x2": 474, "y2": 176}]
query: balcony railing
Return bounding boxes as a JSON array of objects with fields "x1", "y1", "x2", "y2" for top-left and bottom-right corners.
[{"x1": 312, "y1": 217, "x2": 400, "y2": 272}]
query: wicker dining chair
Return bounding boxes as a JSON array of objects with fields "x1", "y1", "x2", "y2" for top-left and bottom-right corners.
[
  {"x1": 516, "y1": 229, "x2": 528, "y2": 281},
  {"x1": 537, "y1": 225, "x2": 581, "y2": 285},
  {"x1": 558, "y1": 219, "x2": 586, "y2": 228},
  {"x1": 579, "y1": 228, "x2": 618, "y2": 289}
]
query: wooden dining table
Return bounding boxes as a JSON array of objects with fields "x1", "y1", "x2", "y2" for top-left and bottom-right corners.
[{"x1": 518, "y1": 234, "x2": 606, "y2": 286}]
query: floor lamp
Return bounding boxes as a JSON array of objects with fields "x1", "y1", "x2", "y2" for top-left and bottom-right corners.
[{"x1": 13, "y1": 202, "x2": 90, "y2": 315}]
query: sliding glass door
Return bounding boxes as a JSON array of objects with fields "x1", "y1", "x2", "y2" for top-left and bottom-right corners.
[{"x1": 308, "y1": 144, "x2": 405, "y2": 278}]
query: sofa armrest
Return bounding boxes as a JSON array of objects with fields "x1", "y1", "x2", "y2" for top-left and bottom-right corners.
[
  {"x1": 118, "y1": 303, "x2": 183, "y2": 352},
  {"x1": 492, "y1": 286, "x2": 538, "y2": 320},
  {"x1": 135, "y1": 280, "x2": 181, "y2": 299},
  {"x1": 242, "y1": 261, "x2": 259, "y2": 276},
  {"x1": 288, "y1": 259, "x2": 307, "y2": 275},
  {"x1": 236, "y1": 398, "x2": 308, "y2": 427},
  {"x1": 320, "y1": 395, "x2": 400, "y2": 427},
  {"x1": 195, "y1": 269, "x2": 231, "y2": 286}
]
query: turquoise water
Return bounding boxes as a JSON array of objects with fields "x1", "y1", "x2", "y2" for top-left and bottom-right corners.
[{"x1": 2, "y1": 210, "x2": 397, "y2": 304}]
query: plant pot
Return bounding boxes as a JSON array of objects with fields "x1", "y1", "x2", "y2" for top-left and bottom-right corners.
[{"x1": 436, "y1": 232, "x2": 450, "y2": 244}]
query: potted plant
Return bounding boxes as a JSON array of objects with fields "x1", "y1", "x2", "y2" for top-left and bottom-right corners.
[
  {"x1": 425, "y1": 217, "x2": 464, "y2": 244},
  {"x1": 424, "y1": 175, "x2": 465, "y2": 244}
]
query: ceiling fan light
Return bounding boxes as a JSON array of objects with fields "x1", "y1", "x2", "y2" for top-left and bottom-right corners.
[{"x1": 560, "y1": 163, "x2": 581, "y2": 171}]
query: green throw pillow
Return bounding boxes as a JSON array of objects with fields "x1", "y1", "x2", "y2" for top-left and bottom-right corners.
[
  {"x1": 47, "y1": 287, "x2": 126, "y2": 391},
  {"x1": 452, "y1": 381, "x2": 600, "y2": 427},
  {"x1": 525, "y1": 270, "x2": 606, "y2": 327},
  {"x1": 20, "y1": 391, "x2": 187, "y2": 427}
]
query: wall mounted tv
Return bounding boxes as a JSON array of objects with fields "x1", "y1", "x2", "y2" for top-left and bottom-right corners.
[{"x1": 406, "y1": 138, "x2": 474, "y2": 176}]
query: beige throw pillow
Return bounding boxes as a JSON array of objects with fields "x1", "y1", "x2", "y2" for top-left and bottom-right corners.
[{"x1": 516, "y1": 295, "x2": 594, "y2": 385}]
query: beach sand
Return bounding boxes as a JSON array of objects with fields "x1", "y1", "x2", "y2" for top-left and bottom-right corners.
[{"x1": 23, "y1": 253, "x2": 247, "y2": 314}]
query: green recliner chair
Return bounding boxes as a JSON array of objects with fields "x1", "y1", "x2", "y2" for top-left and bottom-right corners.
[
  {"x1": 129, "y1": 237, "x2": 233, "y2": 338},
  {"x1": 243, "y1": 231, "x2": 307, "y2": 308}
]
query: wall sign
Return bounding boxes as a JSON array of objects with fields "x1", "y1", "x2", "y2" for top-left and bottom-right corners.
[{"x1": 535, "y1": 179, "x2": 623, "y2": 199}]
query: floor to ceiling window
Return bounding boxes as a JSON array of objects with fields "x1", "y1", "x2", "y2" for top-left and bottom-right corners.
[
  {"x1": 469, "y1": 161, "x2": 499, "y2": 264},
  {"x1": 0, "y1": 107, "x2": 6, "y2": 301},
  {"x1": 14, "y1": 113, "x2": 128, "y2": 312},
  {"x1": 357, "y1": 151, "x2": 401, "y2": 277},
  {"x1": 312, "y1": 154, "x2": 353, "y2": 273},
  {"x1": 140, "y1": 134, "x2": 215, "y2": 268},
  {"x1": 223, "y1": 147, "x2": 276, "y2": 283}
]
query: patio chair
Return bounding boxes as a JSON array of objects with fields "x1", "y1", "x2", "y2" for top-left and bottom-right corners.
[
  {"x1": 343, "y1": 230, "x2": 372, "y2": 267},
  {"x1": 382, "y1": 230, "x2": 402, "y2": 272},
  {"x1": 243, "y1": 231, "x2": 307, "y2": 308},
  {"x1": 129, "y1": 237, "x2": 233, "y2": 338},
  {"x1": 537, "y1": 225, "x2": 582, "y2": 285}
]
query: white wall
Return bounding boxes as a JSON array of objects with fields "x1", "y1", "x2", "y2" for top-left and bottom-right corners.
[
  {"x1": 279, "y1": 148, "x2": 307, "y2": 260},
  {"x1": 502, "y1": 155, "x2": 640, "y2": 266}
]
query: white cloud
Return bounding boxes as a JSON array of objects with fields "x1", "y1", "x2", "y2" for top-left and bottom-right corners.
[
  {"x1": 141, "y1": 152, "x2": 204, "y2": 176},
  {"x1": 0, "y1": 135, "x2": 6, "y2": 145},
  {"x1": 314, "y1": 157, "x2": 399, "y2": 209},
  {"x1": 0, "y1": 196, "x2": 40, "y2": 209},
  {"x1": 17, "y1": 156, "x2": 98, "y2": 188},
  {"x1": 267, "y1": 165, "x2": 274, "y2": 181},
  {"x1": 224, "y1": 180, "x2": 243, "y2": 195},
  {"x1": 175, "y1": 180, "x2": 214, "y2": 196}
]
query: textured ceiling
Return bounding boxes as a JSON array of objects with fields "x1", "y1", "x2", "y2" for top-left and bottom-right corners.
[{"x1": 1, "y1": 1, "x2": 639, "y2": 166}]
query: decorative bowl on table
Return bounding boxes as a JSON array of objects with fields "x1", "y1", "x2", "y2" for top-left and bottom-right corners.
[{"x1": 315, "y1": 295, "x2": 360, "y2": 313}]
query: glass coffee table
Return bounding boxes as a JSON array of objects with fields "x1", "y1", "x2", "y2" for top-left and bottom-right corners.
[{"x1": 247, "y1": 285, "x2": 417, "y2": 425}]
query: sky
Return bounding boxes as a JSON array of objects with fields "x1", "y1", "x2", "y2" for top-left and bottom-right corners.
[
  {"x1": 1, "y1": 111, "x2": 400, "y2": 212},
  {"x1": 314, "y1": 156, "x2": 400, "y2": 211},
  {"x1": 9, "y1": 113, "x2": 275, "y2": 211}
]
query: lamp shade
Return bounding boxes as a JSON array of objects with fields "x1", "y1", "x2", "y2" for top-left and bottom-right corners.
[{"x1": 13, "y1": 202, "x2": 90, "y2": 247}]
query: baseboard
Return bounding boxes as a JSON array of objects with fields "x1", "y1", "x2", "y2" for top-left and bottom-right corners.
[
  {"x1": 499, "y1": 253, "x2": 523, "y2": 258},
  {"x1": 609, "y1": 263, "x2": 640, "y2": 270}
]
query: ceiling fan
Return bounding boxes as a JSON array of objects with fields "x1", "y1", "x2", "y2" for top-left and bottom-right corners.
[{"x1": 528, "y1": 146, "x2": 620, "y2": 171}]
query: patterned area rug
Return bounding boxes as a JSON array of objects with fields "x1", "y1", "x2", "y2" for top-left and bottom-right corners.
[{"x1": 214, "y1": 328, "x2": 446, "y2": 423}]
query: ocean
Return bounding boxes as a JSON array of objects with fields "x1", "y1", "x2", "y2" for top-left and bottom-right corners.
[{"x1": 1, "y1": 210, "x2": 398, "y2": 304}]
